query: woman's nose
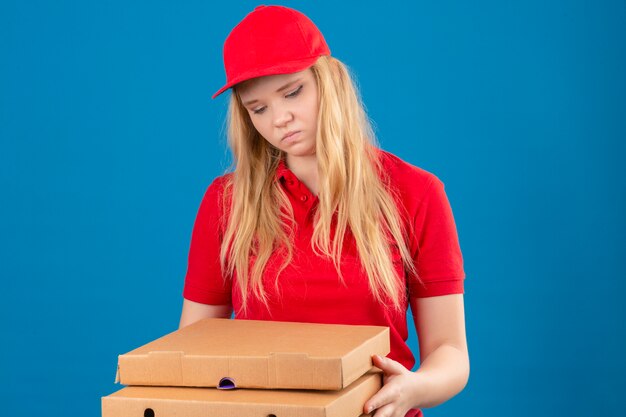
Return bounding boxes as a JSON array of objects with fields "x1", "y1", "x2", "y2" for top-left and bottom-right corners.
[{"x1": 273, "y1": 105, "x2": 294, "y2": 127}]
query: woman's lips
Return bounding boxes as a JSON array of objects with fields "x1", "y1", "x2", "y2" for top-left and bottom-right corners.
[{"x1": 282, "y1": 131, "x2": 301, "y2": 142}]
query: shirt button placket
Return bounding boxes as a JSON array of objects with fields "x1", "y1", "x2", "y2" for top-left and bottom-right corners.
[{"x1": 299, "y1": 193, "x2": 315, "y2": 235}]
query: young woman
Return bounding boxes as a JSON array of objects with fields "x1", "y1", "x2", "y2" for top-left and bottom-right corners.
[{"x1": 179, "y1": 5, "x2": 469, "y2": 417}]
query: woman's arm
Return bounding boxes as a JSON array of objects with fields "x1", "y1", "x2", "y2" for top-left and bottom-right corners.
[
  {"x1": 409, "y1": 293, "x2": 469, "y2": 407},
  {"x1": 364, "y1": 294, "x2": 469, "y2": 416},
  {"x1": 179, "y1": 298, "x2": 233, "y2": 329}
]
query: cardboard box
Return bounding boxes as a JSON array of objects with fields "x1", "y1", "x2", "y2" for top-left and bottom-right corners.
[
  {"x1": 103, "y1": 371, "x2": 381, "y2": 417},
  {"x1": 117, "y1": 318, "x2": 389, "y2": 390}
]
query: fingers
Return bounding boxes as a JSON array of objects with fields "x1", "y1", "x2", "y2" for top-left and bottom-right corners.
[
  {"x1": 364, "y1": 356, "x2": 413, "y2": 417},
  {"x1": 366, "y1": 398, "x2": 405, "y2": 417},
  {"x1": 372, "y1": 403, "x2": 399, "y2": 417},
  {"x1": 372, "y1": 354, "x2": 408, "y2": 375},
  {"x1": 363, "y1": 381, "x2": 399, "y2": 415}
]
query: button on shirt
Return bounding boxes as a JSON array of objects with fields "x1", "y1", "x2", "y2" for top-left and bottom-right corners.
[{"x1": 183, "y1": 149, "x2": 465, "y2": 382}]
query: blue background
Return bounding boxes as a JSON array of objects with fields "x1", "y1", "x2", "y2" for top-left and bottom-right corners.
[{"x1": 1, "y1": 1, "x2": 625, "y2": 416}]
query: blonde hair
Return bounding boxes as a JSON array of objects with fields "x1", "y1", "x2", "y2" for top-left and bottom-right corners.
[{"x1": 219, "y1": 55, "x2": 419, "y2": 314}]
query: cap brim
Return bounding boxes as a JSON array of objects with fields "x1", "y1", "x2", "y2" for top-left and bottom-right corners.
[{"x1": 211, "y1": 55, "x2": 325, "y2": 99}]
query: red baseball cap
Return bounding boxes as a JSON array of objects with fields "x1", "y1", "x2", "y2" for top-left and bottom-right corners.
[{"x1": 212, "y1": 5, "x2": 331, "y2": 99}]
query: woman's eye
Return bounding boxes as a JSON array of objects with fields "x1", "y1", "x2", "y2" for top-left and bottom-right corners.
[
  {"x1": 251, "y1": 85, "x2": 302, "y2": 115},
  {"x1": 286, "y1": 85, "x2": 303, "y2": 98}
]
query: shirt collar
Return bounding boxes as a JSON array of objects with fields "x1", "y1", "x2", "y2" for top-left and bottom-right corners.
[{"x1": 275, "y1": 158, "x2": 291, "y2": 182}]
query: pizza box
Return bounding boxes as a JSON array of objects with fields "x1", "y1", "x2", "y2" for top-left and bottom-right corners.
[
  {"x1": 116, "y1": 318, "x2": 389, "y2": 390},
  {"x1": 104, "y1": 371, "x2": 381, "y2": 417}
]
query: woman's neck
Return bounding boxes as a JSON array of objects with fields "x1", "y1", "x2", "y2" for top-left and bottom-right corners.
[{"x1": 286, "y1": 154, "x2": 319, "y2": 196}]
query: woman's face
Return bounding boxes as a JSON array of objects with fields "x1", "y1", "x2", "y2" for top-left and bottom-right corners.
[{"x1": 237, "y1": 68, "x2": 319, "y2": 161}]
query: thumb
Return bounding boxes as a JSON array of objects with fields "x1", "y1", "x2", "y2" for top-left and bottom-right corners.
[{"x1": 372, "y1": 354, "x2": 407, "y2": 375}]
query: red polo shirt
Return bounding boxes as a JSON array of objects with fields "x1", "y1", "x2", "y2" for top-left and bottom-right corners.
[{"x1": 183, "y1": 149, "x2": 465, "y2": 417}]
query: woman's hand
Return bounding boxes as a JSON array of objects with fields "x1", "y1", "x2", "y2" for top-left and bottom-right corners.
[{"x1": 363, "y1": 354, "x2": 426, "y2": 417}]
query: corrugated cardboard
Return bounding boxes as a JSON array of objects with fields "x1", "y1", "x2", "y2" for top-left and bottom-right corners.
[
  {"x1": 103, "y1": 371, "x2": 380, "y2": 417},
  {"x1": 117, "y1": 318, "x2": 390, "y2": 390}
]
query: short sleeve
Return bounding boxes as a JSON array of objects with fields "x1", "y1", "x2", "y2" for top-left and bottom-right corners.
[
  {"x1": 408, "y1": 177, "x2": 465, "y2": 298},
  {"x1": 182, "y1": 177, "x2": 233, "y2": 305}
]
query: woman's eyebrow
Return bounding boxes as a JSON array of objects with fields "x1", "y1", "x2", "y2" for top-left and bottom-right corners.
[{"x1": 243, "y1": 78, "x2": 303, "y2": 106}]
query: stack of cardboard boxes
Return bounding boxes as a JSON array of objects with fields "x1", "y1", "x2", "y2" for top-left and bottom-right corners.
[{"x1": 102, "y1": 318, "x2": 390, "y2": 417}]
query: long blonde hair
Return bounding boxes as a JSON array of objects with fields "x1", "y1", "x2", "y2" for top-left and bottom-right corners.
[{"x1": 219, "y1": 55, "x2": 419, "y2": 314}]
